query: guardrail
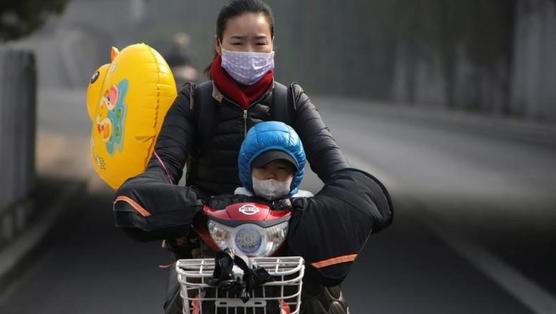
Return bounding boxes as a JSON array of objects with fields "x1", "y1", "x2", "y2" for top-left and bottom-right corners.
[{"x1": 0, "y1": 48, "x2": 37, "y2": 248}]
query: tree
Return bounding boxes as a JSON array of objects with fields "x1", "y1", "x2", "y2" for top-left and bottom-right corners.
[{"x1": 0, "y1": 0, "x2": 69, "y2": 42}]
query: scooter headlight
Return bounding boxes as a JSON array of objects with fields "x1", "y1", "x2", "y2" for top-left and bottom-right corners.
[
  {"x1": 207, "y1": 220, "x2": 288, "y2": 257},
  {"x1": 259, "y1": 221, "x2": 289, "y2": 256},
  {"x1": 207, "y1": 220, "x2": 233, "y2": 251}
]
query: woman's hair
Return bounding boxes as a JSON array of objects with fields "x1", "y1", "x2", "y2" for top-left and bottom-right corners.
[{"x1": 204, "y1": 0, "x2": 275, "y2": 78}]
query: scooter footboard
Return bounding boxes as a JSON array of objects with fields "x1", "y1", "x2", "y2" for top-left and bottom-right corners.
[{"x1": 176, "y1": 256, "x2": 305, "y2": 314}]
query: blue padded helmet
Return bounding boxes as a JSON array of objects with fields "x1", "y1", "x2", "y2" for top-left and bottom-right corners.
[{"x1": 238, "y1": 121, "x2": 306, "y2": 196}]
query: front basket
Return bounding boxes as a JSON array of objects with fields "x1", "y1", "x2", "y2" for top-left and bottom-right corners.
[{"x1": 176, "y1": 256, "x2": 305, "y2": 314}]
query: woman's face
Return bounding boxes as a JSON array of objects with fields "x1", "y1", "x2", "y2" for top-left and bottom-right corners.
[
  {"x1": 217, "y1": 12, "x2": 273, "y2": 54},
  {"x1": 252, "y1": 160, "x2": 294, "y2": 182}
]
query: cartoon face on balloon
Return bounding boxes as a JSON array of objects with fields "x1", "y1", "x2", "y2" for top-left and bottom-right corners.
[
  {"x1": 103, "y1": 84, "x2": 119, "y2": 111},
  {"x1": 87, "y1": 47, "x2": 128, "y2": 156},
  {"x1": 97, "y1": 118, "x2": 112, "y2": 142},
  {"x1": 95, "y1": 81, "x2": 127, "y2": 154}
]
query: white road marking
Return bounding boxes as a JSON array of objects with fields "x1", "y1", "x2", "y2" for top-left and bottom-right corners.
[{"x1": 344, "y1": 151, "x2": 556, "y2": 314}]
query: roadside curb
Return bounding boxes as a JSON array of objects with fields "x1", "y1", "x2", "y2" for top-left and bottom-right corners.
[{"x1": 0, "y1": 180, "x2": 86, "y2": 293}]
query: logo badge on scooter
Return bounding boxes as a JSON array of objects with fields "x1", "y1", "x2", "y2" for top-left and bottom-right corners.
[{"x1": 238, "y1": 204, "x2": 260, "y2": 216}]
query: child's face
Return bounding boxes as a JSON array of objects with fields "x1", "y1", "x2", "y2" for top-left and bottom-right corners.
[{"x1": 252, "y1": 159, "x2": 295, "y2": 182}]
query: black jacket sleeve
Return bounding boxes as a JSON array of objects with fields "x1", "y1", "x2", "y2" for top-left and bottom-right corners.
[
  {"x1": 286, "y1": 168, "x2": 393, "y2": 286},
  {"x1": 145, "y1": 83, "x2": 196, "y2": 184},
  {"x1": 292, "y1": 84, "x2": 349, "y2": 183},
  {"x1": 112, "y1": 84, "x2": 200, "y2": 242}
]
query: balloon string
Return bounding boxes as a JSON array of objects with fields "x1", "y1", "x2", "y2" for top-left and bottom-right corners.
[{"x1": 154, "y1": 151, "x2": 174, "y2": 184}]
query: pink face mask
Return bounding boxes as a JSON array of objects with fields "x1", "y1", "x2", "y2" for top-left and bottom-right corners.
[{"x1": 221, "y1": 48, "x2": 275, "y2": 85}]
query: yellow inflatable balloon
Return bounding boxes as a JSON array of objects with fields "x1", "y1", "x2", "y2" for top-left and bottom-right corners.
[{"x1": 87, "y1": 43, "x2": 177, "y2": 189}]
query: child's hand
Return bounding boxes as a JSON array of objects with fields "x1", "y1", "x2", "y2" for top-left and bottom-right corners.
[{"x1": 268, "y1": 198, "x2": 292, "y2": 211}]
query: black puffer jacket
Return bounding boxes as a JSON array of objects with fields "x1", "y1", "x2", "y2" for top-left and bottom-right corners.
[{"x1": 148, "y1": 80, "x2": 348, "y2": 196}]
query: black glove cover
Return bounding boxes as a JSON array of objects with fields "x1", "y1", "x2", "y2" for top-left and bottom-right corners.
[
  {"x1": 113, "y1": 170, "x2": 204, "y2": 241},
  {"x1": 286, "y1": 168, "x2": 393, "y2": 286}
]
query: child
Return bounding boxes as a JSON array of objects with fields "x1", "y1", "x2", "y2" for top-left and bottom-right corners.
[{"x1": 235, "y1": 121, "x2": 313, "y2": 200}]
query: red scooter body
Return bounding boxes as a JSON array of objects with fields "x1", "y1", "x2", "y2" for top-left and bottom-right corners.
[{"x1": 195, "y1": 202, "x2": 291, "y2": 256}]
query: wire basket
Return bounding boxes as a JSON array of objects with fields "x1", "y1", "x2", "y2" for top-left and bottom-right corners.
[{"x1": 176, "y1": 256, "x2": 305, "y2": 314}]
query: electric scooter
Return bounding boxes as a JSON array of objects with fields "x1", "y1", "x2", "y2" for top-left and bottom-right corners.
[{"x1": 176, "y1": 201, "x2": 305, "y2": 314}]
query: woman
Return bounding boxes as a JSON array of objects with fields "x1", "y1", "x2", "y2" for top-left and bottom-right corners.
[
  {"x1": 150, "y1": 0, "x2": 347, "y2": 197},
  {"x1": 114, "y1": 1, "x2": 392, "y2": 313}
]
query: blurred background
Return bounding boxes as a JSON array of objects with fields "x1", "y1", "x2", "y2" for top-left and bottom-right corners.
[{"x1": 0, "y1": 0, "x2": 555, "y2": 313}]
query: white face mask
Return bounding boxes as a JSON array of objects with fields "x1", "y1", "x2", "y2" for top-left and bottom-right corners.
[
  {"x1": 252, "y1": 176, "x2": 292, "y2": 200},
  {"x1": 221, "y1": 48, "x2": 275, "y2": 86}
]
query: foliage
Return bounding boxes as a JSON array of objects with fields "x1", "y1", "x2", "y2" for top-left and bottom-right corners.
[{"x1": 0, "y1": 0, "x2": 69, "y2": 41}]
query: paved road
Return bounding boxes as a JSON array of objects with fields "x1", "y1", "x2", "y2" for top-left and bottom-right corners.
[
  {"x1": 1, "y1": 90, "x2": 555, "y2": 313},
  {"x1": 314, "y1": 97, "x2": 556, "y2": 313}
]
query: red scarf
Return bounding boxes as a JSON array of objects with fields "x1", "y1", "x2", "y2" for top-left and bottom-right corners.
[{"x1": 210, "y1": 55, "x2": 274, "y2": 110}]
